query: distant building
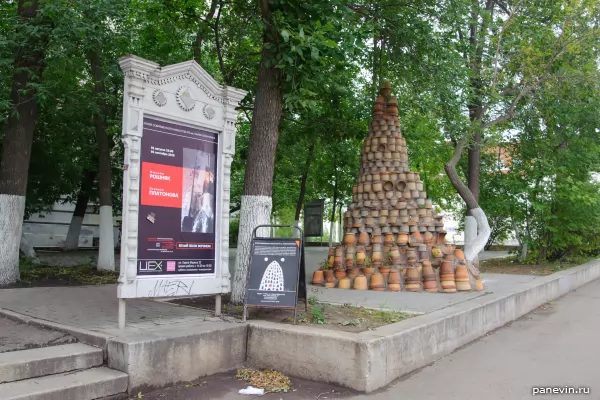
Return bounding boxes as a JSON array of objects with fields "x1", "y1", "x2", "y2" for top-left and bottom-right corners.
[{"x1": 23, "y1": 201, "x2": 121, "y2": 249}]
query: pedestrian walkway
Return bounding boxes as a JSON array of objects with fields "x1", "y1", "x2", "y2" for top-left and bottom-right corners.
[
  {"x1": 0, "y1": 285, "x2": 213, "y2": 336},
  {"x1": 355, "y1": 278, "x2": 600, "y2": 400}
]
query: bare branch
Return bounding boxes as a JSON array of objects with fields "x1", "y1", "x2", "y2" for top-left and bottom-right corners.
[
  {"x1": 482, "y1": 77, "x2": 546, "y2": 128},
  {"x1": 490, "y1": 0, "x2": 523, "y2": 95}
]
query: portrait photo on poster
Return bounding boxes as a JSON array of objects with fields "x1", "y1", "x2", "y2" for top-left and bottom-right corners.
[{"x1": 181, "y1": 148, "x2": 216, "y2": 234}]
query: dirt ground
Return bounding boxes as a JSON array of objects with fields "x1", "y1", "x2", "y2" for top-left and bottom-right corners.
[
  {"x1": 131, "y1": 372, "x2": 355, "y2": 400},
  {"x1": 171, "y1": 295, "x2": 414, "y2": 333}
]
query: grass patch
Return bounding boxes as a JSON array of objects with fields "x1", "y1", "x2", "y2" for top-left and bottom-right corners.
[
  {"x1": 480, "y1": 255, "x2": 597, "y2": 276},
  {"x1": 172, "y1": 294, "x2": 415, "y2": 332},
  {"x1": 15, "y1": 258, "x2": 118, "y2": 287}
]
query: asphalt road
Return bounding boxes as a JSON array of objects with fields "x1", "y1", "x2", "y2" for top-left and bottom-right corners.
[{"x1": 137, "y1": 278, "x2": 600, "y2": 400}]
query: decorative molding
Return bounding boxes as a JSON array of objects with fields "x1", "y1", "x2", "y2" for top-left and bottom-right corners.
[
  {"x1": 152, "y1": 89, "x2": 167, "y2": 107},
  {"x1": 203, "y1": 104, "x2": 216, "y2": 120},
  {"x1": 176, "y1": 86, "x2": 196, "y2": 111}
]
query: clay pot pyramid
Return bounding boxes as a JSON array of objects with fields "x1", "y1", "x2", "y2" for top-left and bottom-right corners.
[
  {"x1": 312, "y1": 81, "x2": 484, "y2": 293},
  {"x1": 343, "y1": 81, "x2": 445, "y2": 249}
]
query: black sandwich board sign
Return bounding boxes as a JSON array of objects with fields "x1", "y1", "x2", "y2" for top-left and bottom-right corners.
[
  {"x1": 304, "y1": 199, "x2": 325, "y2": 237},
  {"x1": 243, "y1": 225, "x2": 307, "y2": 324}
]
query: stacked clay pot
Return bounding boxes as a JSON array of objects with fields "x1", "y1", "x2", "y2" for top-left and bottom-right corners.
[
  {"x1": 387, "y1": 269, "x2": 401, "y2": 291},
  {"x1": 404, "y1": 265, "x2": 420, "y2": 292},
  {"x1": 439, "y1": 258, "x2": 456, "y2": 293},
  {"x1": 314, "y1": 81, "x2": 484, "y2": 293},
  {"x1": 370, "y1": 272, "x2": 386, "y2": 291},
  {"x1": 421, "y1": 260, "x2": 438, "y2": 293}
]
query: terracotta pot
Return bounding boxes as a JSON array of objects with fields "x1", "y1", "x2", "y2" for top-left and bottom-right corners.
[
  {"x1": 344, "y1": 232, "x2": 356, "y2": 246},
  {"x1": 371, "y1": 250, "x2": 382, "y2": 262},
  {"x1": 363, "y1": 182, "x2": 372, "y2": 192},
  {"x1": 371, "y1": 233, "x2": 383, "y2": 245},
  {"x1": 456, "y1": 280, "x2": 471, "y2": 291},
  {"x1": 388, "y1": 269, "x2": 401, "y2": 283},
  {"x1": 361, "y1": 267, "x2": 375, "y2": 276},
  {"x1": 337, "y1": 277, "x2": 351, "y2": 289},
  {"x1": 324, "y1": 270, "x2": 335, "y2": 281},
  {"x1": 440, "y1": 261, "x2": 453, "y2": 275},
  {"x1": 383, "y1": 180, "x2": 394, "y2": 191},
  {"x1": 388, "y1": 283, "x2": 401, "y2": 292},
  {"x1": 454, "y1": 264, "x2": 469, "y2": 281},
  {"x1": 335, "y1": 246, "x2": 344, "y2": 257},
  {"x1": 397, "y1": 232, "x2": 409, "y2": 246},
  {"x1": 378, "y1": 265, "x2": 391, "y2": 278},
  {"x1": 441, "y1": 281, "x2": 456, "y2": 292},
  {"x1": 454, "y1": 249, "x2": 465, "y2": 261},
  {"x1": 345, "y1": 259, "x2": 354, "y2": 268},
  {"x1": 328, "y1": 247, "x2": 335, "y2": 257},
  {"x1": 423, "y1": 280, "x2": 438, "y2": 292},
  {"x1": 442, "y1": 244, "x2": 455, "y2": 255},
  {"x1": 372, "y1": 181, "x2": 383, "y2": 192},
  {"x1": 475, "y1": 278, "x2": 484, "y2": 291},
  {"x1": 312, "y1": 270, "x2": 324, "y2": 286},
  {"x1": 347, "y1": 267, "x2": 359, "y2": 279},
  {"x1": 410, "y1": 232, "x2": 422, "y2": 247},
  {"x1": 389, "y1": 247, "x2": 400, "y2": 259},
  {"x1": 369, "y1": 272, "x2": 386, "y2": 291},
  {"x1": 432, "y1": 246, "x2": 443, "y2": 258},
  {"x1": 405, "y1": 265, "x2": 420, "y2": 281},
  {"x1": 328, "y1": 255, "x2": 334, "y2": 267},
  {"x1": 353, "y1": 274, "x2": 368, "y2": 290},
  {"x1": 325, "y1": 282, "x2": 336, "y2": 288},
  {"x1": 335, "y1": 269, "x2": 347, "y2": 280},
  {"x1": 334, "y1": 256, "x2": 342, "y2": 265},
  {"x1": 424, "y1": 231, "x2": 434, "y2": 245},
  {"x1": 437, "y1": 231, "x2": 447, "y2": 244},
  {"x1": 358, "y1": 231, "x2": 370, "y2": 246},
  {"x1": 356, "y1": 249, "x2": 366, "y2": 263},
  {"x1": 384, "y1": 233, "x2": 395, "y2": 246},
  {"x1": 422, "y1": 261, "x2": 435, "y2": 280}
]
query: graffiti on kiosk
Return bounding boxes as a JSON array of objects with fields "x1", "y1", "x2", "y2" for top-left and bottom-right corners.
[{"x1": 147, "y1": 279, "x2": 195, "y2": 297}]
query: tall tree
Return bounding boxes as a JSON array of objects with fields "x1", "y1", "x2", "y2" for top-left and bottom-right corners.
[
  {"x1": 0, "y1": 0, "x2": 50, "y2": 285},
  {"x1": 231, "y1": 0, "x2": 284, "y2": 304}
]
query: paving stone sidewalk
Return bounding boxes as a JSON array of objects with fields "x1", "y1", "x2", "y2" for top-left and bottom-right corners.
[{"x1": 0, "y1": 285, "x2": 215, "y2": 337}]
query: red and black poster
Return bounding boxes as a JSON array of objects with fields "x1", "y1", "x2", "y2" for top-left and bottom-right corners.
[{"x1": 137, "y1": 116, "x2": 218, "y2": 275}]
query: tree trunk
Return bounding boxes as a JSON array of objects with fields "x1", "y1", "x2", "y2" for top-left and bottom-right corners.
[
  {"x1": 87, "y1": 50, "x2": 115, "y2": 271},
  {"x1": 231, "y1": 4, "x2": 283, "y2": 304},
  {"x1": 294, "y1": 142, "x2": 315, "y2": 226},
  {"x1": 328, "y1": 181, "x2": 338, "y2": 248},
  {"x1": 64, "y1": 170, "x2": 97, "y2": 251},
  {"x1": 445, "y1": 137, "x2": 490, "y2": 280},
  {"x1": 192, "y1": 0, "x2": 219, "y2": 63},
  {"x1": 0, "y1": 0, "x2": 47, "y2": 286}
]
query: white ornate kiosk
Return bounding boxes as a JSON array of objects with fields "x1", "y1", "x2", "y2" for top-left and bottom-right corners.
[{"x1": 117, "y1": 55, "x2": 247, "y2": 329}]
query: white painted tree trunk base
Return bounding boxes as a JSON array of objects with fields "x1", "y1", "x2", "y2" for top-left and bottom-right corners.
[
  {"x1": 64, "y1": 216, "x2": 84, "y2": 251},
  {"x1": 0, "y1": 194, "x2": 26, "y2": 285},
  {"x1": 231, "y1": 195, "x2": 272, "y2": 304},
  {"x1": 97, "y1": 205, "x2": 115, "y2": 271},
  {"x1": 20, "y1": 233, "x2": 40, "y2": 265},
  {"x1": 464, "y1": 208, "x2": 490, "y2": 279}
]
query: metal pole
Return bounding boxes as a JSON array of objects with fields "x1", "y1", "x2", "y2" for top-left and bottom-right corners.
[
  {"x1": 118, "y1": 299, "x2": 126, "y2": 329},
  {"x1": 215, "y1": 294, "x2": 222, "y2": 316}
]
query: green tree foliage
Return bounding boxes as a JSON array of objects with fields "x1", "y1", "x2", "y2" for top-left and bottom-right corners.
[{"x1": 1, "y1": 0, "x2": 600, "y2": 270}]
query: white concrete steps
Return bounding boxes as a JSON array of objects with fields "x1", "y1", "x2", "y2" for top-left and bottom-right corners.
[
  {"x1": 1, "y1": 367, "x2": 128, "y2": 400},
  {"x1": 0, "y1": 343, "x2": 103, "y2": 383}
]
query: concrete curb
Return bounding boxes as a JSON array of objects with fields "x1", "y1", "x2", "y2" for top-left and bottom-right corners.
[{"x1": 247, "y1": 260, "x2": 600, "y2": 392}]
